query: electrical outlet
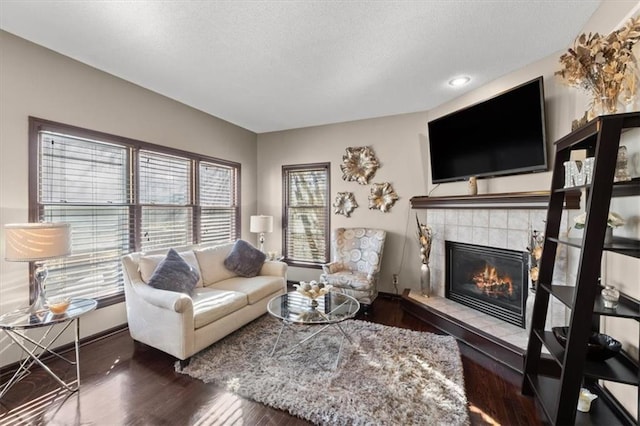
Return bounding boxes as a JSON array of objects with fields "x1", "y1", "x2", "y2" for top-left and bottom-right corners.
[{"x1": 392, "y1": 274, "x2": 399, "y2": 285}]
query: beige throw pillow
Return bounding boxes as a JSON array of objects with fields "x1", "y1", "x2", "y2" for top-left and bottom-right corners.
[{"x1": 194, "y1": 243, "x2": 237, "y2": 285}]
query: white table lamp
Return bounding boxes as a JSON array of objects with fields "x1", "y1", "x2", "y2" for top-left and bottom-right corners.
[
  {"x1": 5, "y1": 223, "x2": 72, "y2": 313},
  {"x1": 250, "y1": 215, "x2": 273, "y2": 252}
]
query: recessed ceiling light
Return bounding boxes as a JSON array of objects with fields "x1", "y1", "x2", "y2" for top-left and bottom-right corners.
[{"x1": 448, "y1": 76, "x2": 471, "y2": 87}]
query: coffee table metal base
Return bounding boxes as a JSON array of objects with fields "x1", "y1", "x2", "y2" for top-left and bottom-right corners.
[{"x1": 269, "y1": 318, "x2": 354, "y2": 369}]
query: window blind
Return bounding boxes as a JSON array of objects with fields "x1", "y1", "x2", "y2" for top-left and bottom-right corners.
[
  {"x1": 199, "y1": 162, "x2": 238, "y2": 245},
  {"x1": 283, "y1": 164, "x2": 330, "y2": 265},
  {"x1": 39, "y1": 132, "x2": 131, "y2": 300},
  {"x1": 32, "y1": 119, "x2": 241, "y2": 306},
  {"x1": 139, "y1": 151, "x2": 193, "y2": 251}
]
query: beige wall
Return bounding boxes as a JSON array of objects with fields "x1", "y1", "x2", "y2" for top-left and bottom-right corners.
[
  {"x1": 0, "y1": 31, "x2": 258, "y2": 367},
  {"x1": 257, "y1": 1, "x2": 639, "y2": 418},
  {"x1": 1, "y1": 2, "x2": 638, "y2": 416},
  {"x1": 257, "y1": 53, "x2": 577, "y2": 293}
]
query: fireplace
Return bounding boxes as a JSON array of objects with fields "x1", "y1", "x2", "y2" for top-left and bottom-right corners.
[{"x1": 445, "y1": 241, "x2": 528, "y2": 328}]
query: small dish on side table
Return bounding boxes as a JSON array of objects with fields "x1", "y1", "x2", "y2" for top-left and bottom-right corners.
[{"x1": 47, "y1": 297, "x2": 71, "y2": 315}]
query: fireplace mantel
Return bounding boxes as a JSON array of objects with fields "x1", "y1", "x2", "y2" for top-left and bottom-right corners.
[{"x1": 410, "y1": 190, "x2": 581, "y2": 210}]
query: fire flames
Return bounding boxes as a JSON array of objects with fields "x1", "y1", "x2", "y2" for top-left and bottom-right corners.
[{"x1": 472, "y1": 264, "x2": 513, "y2": 297}]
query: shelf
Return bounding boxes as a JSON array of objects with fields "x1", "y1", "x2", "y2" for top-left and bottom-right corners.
[
  {"x1": 574, "y1": 385, "x2": 632, "y2": 426},
  {"x1": 611, "y1": 177, "x2": 640, "y2": 197},
  {"x1": 605, "y1": 237, "x2": 640, "y2": 258},
  {"x1": 409, "y1": 190, "x2": 581, "y2": 209},
  {"x1": 548, "y1": 236, "x2": 640, "y2": 258},
  {"x1": 527, "y1": 374, "x2": 633, "y2": 425},
  {"x1": 553, "y1": 177, "x2": 638, "y2": 196},
  {"x1": 525, "y1": 111, "x2": 639, "y2": 426},
  {"x1": 584, "y1": 353, "x2": 639, "y2": 386},
  {"x1": 534, "y1": 329, "x2": 564, "y2": 367},
  {"x1": 540, "y1": 284, "x2": 640, "y2": 320},
  {"x1": 526, "y1": 374, "x2": 559, "y2": 424},
  {"x1": 555, "y1": 112, "x2": 640, "y2": 151},
  {"x1": 536, "y1": 329, "x2": 639, "y2": 385}
]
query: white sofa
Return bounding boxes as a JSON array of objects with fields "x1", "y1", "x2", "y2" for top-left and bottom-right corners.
[{"x1": 122, "y1": 242, "x2": 287, "y2": 360}]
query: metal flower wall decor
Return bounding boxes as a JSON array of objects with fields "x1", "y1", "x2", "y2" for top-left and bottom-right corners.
[
  {"x1": 332, "y1": 192, "x2": 358, "y2": 217},
  {"x1": 368, "y1": 182, "x2": 399, "y2": 213},
  {"x1": 340, "y1": 146, "x2": 380, "y2": 185}
]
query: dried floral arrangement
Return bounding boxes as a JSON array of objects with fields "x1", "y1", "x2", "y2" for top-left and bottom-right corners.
[
  {"x1": 416, "y1": 215, "x2": 433, "y2": 264},
  {"x1": 556, "y1": 15, "x2": 640, "y2": 113},
  {"x1": 527, "y1": 229, "x2": 544, "y2": 288}
]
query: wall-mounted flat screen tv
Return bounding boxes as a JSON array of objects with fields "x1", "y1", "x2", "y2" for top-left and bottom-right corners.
[{"x1": 428, "y1": 76, "x2": 548, "y2": 184}]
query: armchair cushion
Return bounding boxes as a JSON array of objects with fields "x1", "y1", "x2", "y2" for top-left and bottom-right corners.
[
  {"x1": 147, "y1": 248, "x2": 200, "y2": 296},
  {"x1": 321, "y1": 270, "x2": 375, "y2": 291},
  {"x1": 322, "y1": 261, "x2": 346, "y2": 275},
  {"x1": 223, "y1": 239, "x2": 266, "y2": 278}
]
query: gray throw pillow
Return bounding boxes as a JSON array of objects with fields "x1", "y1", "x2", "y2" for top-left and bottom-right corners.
[
  {"x1": 223, "y1": 239, "x2": 266, "y2": 278},
  {"x1": 147, "y1": 248, "x2": 200, "y2": 296}
]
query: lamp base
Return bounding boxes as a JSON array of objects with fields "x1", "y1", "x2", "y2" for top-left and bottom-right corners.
[{"x1": 30, "y1": 264, "x2": 48, "y2": 314}]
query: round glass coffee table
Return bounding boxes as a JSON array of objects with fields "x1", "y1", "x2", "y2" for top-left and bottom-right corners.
[{"x1": 267, "y1": 291, "x2": 360, "y2": 368}]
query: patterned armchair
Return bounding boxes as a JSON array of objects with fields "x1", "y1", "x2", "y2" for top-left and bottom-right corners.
[{"x1": 320, "y1": 228, "x2": 386, "y2": 311}]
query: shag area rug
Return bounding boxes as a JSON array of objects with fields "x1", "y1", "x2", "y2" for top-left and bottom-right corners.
[{"x1": 176, "y1": 315, "x2": 469, "y2": 425}]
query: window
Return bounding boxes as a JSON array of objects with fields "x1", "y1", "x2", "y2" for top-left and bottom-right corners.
[
  {"x1": 282, "y1": 163, "x2": 330, "y2": 267},
  {"x1": 30, "y1": 117, "x2": 240, "y2": 306}
]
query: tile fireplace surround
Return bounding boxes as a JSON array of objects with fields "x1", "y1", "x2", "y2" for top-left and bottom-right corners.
[{"x1": 410, "y1": 193, "x2": 576, "y2": 351}]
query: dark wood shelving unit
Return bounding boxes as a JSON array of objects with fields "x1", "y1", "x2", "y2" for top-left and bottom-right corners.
[{"x1": 522, "y1": 112, "x2": 640, "y2": 425}]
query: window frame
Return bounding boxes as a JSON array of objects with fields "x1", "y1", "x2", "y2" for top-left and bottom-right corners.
[
  {"x1": 28, "y1": 117, "x2": 241, "y2": 308},
  {"x1": 282, "y1": 162, "x2": 330, "y2": 269}
]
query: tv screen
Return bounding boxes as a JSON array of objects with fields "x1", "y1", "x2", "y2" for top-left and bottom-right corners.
[{"x1": 428, "y1": 77, "x2": 547, "y2": 184}]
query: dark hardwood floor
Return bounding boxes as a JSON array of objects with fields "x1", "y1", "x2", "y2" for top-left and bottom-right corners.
[{"x1": 0, "y1": 297, "x2": 541, "y2": 425}]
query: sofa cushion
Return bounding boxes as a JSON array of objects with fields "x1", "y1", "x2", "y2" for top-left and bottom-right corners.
[
  {"x1": 211, "y1": 275, "x2": 284, "y2": 304},
  {"x1": 194, "y1": 243, "x2": 237, "y2": 285},
  {"x1": 147, "y1": 249, "x2": 200, "y2": 296},
  {"x1": 223, "y1": 240, "x2": 266, "y2": 278},
  {"x1": 139, "y1": 249, "x2": 203, "y2": 287},
  {"x1": 192, "y1": 287, "x2": 248, "y2": 329}
]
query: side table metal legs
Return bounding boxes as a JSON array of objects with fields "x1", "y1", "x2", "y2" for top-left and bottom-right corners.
[{"x1": 0, "y1": 318, "x2": 82, "y2": 398}]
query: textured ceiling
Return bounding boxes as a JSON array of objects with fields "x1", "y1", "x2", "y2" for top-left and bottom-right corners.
[{"x1": 0, "y1": 1, "x2": 602, "y2": 133}]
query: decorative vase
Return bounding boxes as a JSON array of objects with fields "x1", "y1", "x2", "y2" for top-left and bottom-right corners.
[
  {"x1": 525, "y1": 288, "x2": 536, "y2": 332},
  {"x1": 468, "y1": 177, "x2": 477, "y2": 195},
  {"x1": 604, "y1": 227, "x2": 613, "y2": 245},
  {"x1": 589, "y1": 95, "x2": 619, "y2": 119},
  {"x1": 613, "y1": 145, "x2": 631, "y2": 183},
  {"x1": 601, "y1": 285, "x2": 620, "y2": 309},
  {"x1": 420, "y1": 262, "x2": 431, "y2": 297}
]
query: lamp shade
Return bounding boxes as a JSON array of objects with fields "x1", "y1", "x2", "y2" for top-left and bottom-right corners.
[
  {"x1": 250, "y1": 215, "x2": 273, "y2": 233},
  {"x1": 4, "y1": 223, "x2": 72, "y2": 262}
]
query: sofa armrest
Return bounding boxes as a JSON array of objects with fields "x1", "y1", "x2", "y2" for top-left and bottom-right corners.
[
  {"x1": 259, "y1": 260, "x2": 287, "y2": 278},
  {"x1": 130, "y1": 281, "x2": 192, "y2": 313}
]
